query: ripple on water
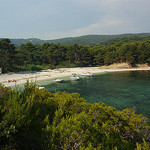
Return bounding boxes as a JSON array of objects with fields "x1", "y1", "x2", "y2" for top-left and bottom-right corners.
[{"x1": 42, "y1": 71, "x2": 150, "y2": 120}]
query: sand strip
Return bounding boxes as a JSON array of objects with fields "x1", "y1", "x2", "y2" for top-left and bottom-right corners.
[{"x1": 1, "y1": 66, "x2": 150, "y2": 87}]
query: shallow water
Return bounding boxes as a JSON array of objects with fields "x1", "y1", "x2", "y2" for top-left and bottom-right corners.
[{"x1": 41, "y1": 70, "x2": 150, "y2": 120}]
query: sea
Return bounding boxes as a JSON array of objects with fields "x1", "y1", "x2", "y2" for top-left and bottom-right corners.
[{"x1": 19, "y1": 70, "x2": 150, "y2": 120}]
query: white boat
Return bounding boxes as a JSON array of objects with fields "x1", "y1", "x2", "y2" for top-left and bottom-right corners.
[
  {"x1": 70, "y1": 73, "x2": 80, "y2": 80},
  {"x1": 53, "y1": 78, "x2": 64, "y2": 83},
  {"x1": 36, "y1": 84, "x2": 45, "y2": 90},
  {"x1": 80, "y1": 72, "x2": 94, "y2": 76},
  {"x1": 70, "y1": 76, "x2": 80, "y2": 81},
  {"x1": 39, "y1": 86, "x2": 45, "y2": 90}
]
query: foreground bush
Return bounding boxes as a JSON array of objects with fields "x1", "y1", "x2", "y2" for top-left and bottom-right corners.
[{"x1": 0, "y1": 83, "x2": 149, "y2": 150}]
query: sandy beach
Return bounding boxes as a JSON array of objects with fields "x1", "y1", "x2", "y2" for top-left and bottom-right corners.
[{"x1": 1, "y1": 63, "x2": 150, "y2": 87}]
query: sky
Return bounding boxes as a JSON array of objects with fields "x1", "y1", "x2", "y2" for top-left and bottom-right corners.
[{"x1": 0, "y1": 0, "x2": 150, "y2": 40}]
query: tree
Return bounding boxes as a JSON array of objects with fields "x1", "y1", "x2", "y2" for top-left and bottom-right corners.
[
  {"x1": 0, "y1": 39, "x2": 16, "y2": 72},
  {"x1": 0, "y1": 83, "x2": 149, "y2": 149}
]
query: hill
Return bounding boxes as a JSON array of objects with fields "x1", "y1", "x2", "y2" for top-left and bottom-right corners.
[
  {"x1": 47, "y1": 33, "x2": 150, "y2": 46},
  {"x1": 100, "y1": 35, "x2": 150, "y2": 45},
  {"x1": 10, "y1": 38, "x2": 45, "y2": 46},
  {"x1": 1, "y1": 33, "x2": 150, "y2": 46}
]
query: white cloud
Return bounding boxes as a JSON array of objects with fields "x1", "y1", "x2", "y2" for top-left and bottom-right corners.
[
  {"x1": 62, "y1": 0, "x2": 150, "y2": 37},
  {"x1": 43, "y1": 18, "x2": 139, "y2": 40},
  {"x1": 66, "y1": 17, "x2": 139, "y2": 36}
]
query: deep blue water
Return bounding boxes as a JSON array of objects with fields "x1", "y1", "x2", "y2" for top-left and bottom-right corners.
[{"x1": 42, "y1": 71, "x2": 150, "y2": 120}]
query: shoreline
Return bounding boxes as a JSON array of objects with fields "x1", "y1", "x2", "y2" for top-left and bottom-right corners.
[{"x1": 1, "y1": 66, "x2": 150, "y2": 87}]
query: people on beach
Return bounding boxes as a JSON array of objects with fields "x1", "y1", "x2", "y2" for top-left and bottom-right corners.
[{"x1": 8, "y1": 79, "x2": 16, "y2": 83}]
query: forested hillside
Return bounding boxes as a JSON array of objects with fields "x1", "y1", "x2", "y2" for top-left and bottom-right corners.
[
  {"x1": 47, "y1": 33, "x2": 150, "y2": 46},
  {"x1": 0, "y1": 36, "x2": 150, "y2": 149},
  {"x1": 100, "y1": 35, "x2": 150, "y2": 45},
  {"x1": 1, "y1": 38, "x2": 150, "y2": 73},
  {"x1": 1, "y1": 33, "x2": 150, "y2": 46},
  {"x1": 10, "y1": 38, "x2": 46, "y2": 46},
  {"x1": 0, "y1": 83, "x2": 149, "y2": 149}
]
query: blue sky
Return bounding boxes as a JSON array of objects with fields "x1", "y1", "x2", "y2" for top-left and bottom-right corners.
[{"x1": 0, "y1": 0, "x2": 150, "y2": 40}]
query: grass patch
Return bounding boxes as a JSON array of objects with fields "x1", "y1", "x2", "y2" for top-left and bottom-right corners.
[
  {"x1": 5, "y1": 64, "x2": 50, "y2": 72},
  {"x1": 56, "y1": 61, "x2": 77, "y2": 69}
]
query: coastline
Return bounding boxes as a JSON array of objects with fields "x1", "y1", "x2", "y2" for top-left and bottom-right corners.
[{"x1": 1, "y1": 64, "x2": 150, "y2": 87}]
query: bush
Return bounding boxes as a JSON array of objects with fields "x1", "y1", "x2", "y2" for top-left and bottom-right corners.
[
  {"x1": 56, "y1": 61, "x2": 77, "y2": 69},
  {"x1": 26, "y1": 64, "x2": 45, "y2": 71},
  {"x1": 0, "y1": 83, "x2": 149, "y2": 150},
  {"x1": 4, "y1": 65, "x2": 47, "y2": 72}
]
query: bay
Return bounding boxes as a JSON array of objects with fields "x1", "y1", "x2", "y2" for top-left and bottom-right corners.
[{"x1": 41, "y1": 70, "x2": 150, "y2": 120}]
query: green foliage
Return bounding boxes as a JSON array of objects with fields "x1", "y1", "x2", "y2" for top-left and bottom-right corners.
[
  {"x1": 0, "y1": 38, "x2": 17, "y2": 72},
  {"x1": 25, "y1": 64, "x2": 45, "y2": 71},
  {"x1": 56, "y1": 61, "x2": 77, "y2": 68},
  {"x1": 100, "y1": 35, "x2": 150, "y2": 46},
  {"x1": 0, "y1": 83, "x2": 149, "y2": 149},
  {"x1": 1, "y1": 36, "x2": 150, "y2": 149},
  {"x1": 135, "y1": 138, "x2": 150, "y2": 150},
  {"x1": 8, "y1": 33, "x2": 150, "y2": 46},
  {"x1": 1, "y1": 38, "x2": 150, "y2": 72},
  {"x1": 0, "y1": 84, "x2": 12, "y2": 105}
]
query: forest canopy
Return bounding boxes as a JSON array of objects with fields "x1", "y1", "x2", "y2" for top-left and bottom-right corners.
[
  {"x1": 0, "y1": 37, "x2": 150, "y2": 73},
  {"x1": 0, "y1": 83, "x2": 149, "y2": 149},
  {"x1": 3, "y1": 33, "x2": 150, "y2": 46},
  {"x1": 0, "y1": 36, "x2": 150, "y2": 149}
]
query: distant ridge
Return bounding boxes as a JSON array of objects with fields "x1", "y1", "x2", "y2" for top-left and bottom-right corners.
[
  {"x1": 1, "y1": 33, "x2": 150, "y2": 46},
  {"x1": 46, "y1": 33, "x2": 150, "y2": 46},
  {"x1": 10, "y1": 38, "x2": 46, "y2": 46}
]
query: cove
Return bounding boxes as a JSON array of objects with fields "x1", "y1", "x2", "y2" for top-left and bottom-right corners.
[{"x1": 40, "y1": 70, "x2": 150, "y2": 120}]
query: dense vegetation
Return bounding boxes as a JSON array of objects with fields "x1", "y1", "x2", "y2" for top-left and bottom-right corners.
[
  {"x1": 1, "y1": 33, "x2": 150, "y2": 46},
  {"x1": 1, "y1": 35, "x2": 150, "y2": 149},
  {"x1": 46, "y1": 33, "x2": 150, "y2": 46},
  {"x1": 1, "y1": 37, "x2": 150, "y2": 72},
  {"x1": 100, "y1": 36, "x2": 150, "y2": 46},
  {"x1": 0, "y1": 83, "x2": 149, "y2": 149}
]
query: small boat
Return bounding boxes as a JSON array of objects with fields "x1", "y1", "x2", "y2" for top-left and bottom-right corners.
[
  {"x1": 70, "y1": 73, "x2": 80, "y2": 81},
  {"x1": 36, "y1": 84, "x2": 45, "y2": 90},
  {"x1": 53, "y1": 78, "x2": 64, "y2": 83},
  {"x1": 39, "y1": 86, "x2": 45, "y2": 90},
  {"x1": 80, "y1": 72, "x2": 94, "y2": 76},
  {"x1": 70, "y1": 76, "x2": 80, "y2": 81}
]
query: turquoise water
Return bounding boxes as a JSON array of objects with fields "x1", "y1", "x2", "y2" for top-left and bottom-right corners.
[{"x1": 42, "y1": 71, "x2": 150, "y2": 120}]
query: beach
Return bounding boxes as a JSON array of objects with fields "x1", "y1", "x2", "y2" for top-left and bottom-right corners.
[{"x1": 1, "y1": 63, "x2": 150, "y2": 87}]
